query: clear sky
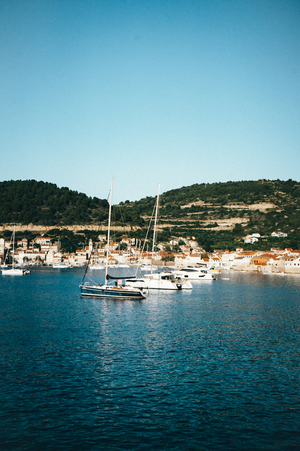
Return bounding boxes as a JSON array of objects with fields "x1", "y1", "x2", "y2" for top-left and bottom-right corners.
[{"x1": 1, "y1": 0, "x2": 300, "y2": 203}]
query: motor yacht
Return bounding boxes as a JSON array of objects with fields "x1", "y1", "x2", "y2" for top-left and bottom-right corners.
[{"x1": 173, "y1": 267, "x2": 216, "y2": 281}]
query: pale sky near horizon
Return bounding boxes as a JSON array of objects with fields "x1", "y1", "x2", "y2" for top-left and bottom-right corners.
[{"x1": 1, "y1": 0, "x2": 300, "y2": 203}]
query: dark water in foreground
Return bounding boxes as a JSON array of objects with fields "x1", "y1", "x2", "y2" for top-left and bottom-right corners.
[{"x1": 0, "y1": 269, "x2": 299, "y2": 450}]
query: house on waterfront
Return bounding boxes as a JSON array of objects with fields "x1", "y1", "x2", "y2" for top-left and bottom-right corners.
[
  {"x1": 231, "y1": 251, "x2": 256, "y2": 270},
  {"x1": 219, "y1": 250, "x2": 238, "y2": 269},
  {"x1": 285, "y1": 254, "x2": 300, "y2": 274}
]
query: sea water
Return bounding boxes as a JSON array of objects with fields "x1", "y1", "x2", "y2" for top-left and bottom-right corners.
[{"x1": 0, "y1": 268, "x2": 299, "y2": 450}]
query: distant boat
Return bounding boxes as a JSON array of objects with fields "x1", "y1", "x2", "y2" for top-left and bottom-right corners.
[
  {"x1": 1, "y1": 227, "x2": 30, "y2": 276},
  {"x1": 2, "y1": 267, "x2": 30, "y2": 276},
  {"x1": 80, "y1": 179, "x2": 147, "y2": 300},
  {"x1": 89, "y1": 263, "x2": 105, "y2": 270},
  {"x1": 172, "y1": 267, "x2": 216, "y2": 281},
  {"x1": 53, "y1": 262, "x2": 71, "y2": 269}
]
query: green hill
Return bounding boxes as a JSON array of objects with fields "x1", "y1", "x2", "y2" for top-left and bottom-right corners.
[
  {"x1": 0, "y1": 180, "x2": 109, "y2": 226},
  {"x1": 120, "y1": 179, "x2": 300, "y2": 250},
  {"x1": 1, "y1": 179, "x2": 300, "y2": 251}
]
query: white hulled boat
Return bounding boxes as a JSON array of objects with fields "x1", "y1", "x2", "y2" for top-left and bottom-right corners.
[
  {"x1": 89, "y1": 263, "x2": 105, "y2": 270},
  {"x1": 125, "y1": 184, "x2": 193, "y2": 291},
  {"x1": 125, "y1": 271, "x2": 192, "y2": 291},
  {"x1": 172, "y1": 267, "x2": 216, "y2": 281},
  {"x1": 1, "y1": 267, "x2": 27, "y2": 275},
  {"x1": 1, "y1": 227, "x2": 30, "y2": 275},
  {"x1": 53, "y1": 262, "x2": 71, "y2": 269}
]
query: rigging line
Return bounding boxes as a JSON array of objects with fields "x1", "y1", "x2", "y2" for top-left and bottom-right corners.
[
  {"x1": 80, "y1": 247, "x2": 94, "y2": 285},
  {"x1": 133, "y1": 199, "x2": 157, "y2": 275},
  {"x1": 140, "y1": 200, "x2": 156, "y2": 255},
  {"x1": 105, "y1": 179, "x2": 114, "y2": 283},
  {"x1": 85, "y1": 274, "x2": 99, "y2": 285}
]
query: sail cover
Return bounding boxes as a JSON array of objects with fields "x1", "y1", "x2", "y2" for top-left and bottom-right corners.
[{"x1": 106, "y1": 267, "x2": 141, "y2": 280}]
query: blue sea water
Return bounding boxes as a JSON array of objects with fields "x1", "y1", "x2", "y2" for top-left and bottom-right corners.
[{"x1": 0, "y1": 268, "x2": 299, "y2": 450}]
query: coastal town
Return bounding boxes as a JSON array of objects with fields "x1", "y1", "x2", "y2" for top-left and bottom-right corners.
[{"x1": 1, "y1": 230, "x2": 300, "y2": 275}]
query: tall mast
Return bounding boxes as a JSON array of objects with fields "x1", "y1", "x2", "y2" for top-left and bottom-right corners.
[
  {"x1": 151, "y1": 183, "x2": 160, "y2": 273},
  {"x1": 12, "y1": 225, "x2": 15, "y2": 269},
  {"x1": 105, "y1": 179, "x2": 114, "y2": 283}
]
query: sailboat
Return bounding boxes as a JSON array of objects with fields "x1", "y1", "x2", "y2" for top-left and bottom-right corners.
[
  {"x1": 80, "y1": 179, "x2": 147, "y2": 300},
  {"x1": 1, "y1": 227, "x2": 30, "y2": 275},
  {"x1": 125, "y1": 184, "x2": 193, "y2": 291}
]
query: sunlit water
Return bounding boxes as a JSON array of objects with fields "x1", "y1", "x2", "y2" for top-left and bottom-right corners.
[{"x1": 0, "y1": 268, "x2": 299, "y2": 450}]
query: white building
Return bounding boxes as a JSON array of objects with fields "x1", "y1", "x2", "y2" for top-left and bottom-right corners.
[
  {"x1": 271, "y1": 231, "x2": 287, "y2": 238},
  {"x1": 285, "y1": 256, "x2": 300, "y2": 274},
  {"x1": 35, "y1": 236, "x2": 52, "y2": 245},
  {"x1": 219, "y1": 251, "x2": 238, "y2": 269},
  {"x1": 244, "y1": 235, "x2": 259, "y2": 244}
]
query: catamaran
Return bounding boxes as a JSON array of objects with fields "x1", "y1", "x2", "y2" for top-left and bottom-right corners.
[{"x1": 80, "y1": 180, "x2": 147, "y2": 300}]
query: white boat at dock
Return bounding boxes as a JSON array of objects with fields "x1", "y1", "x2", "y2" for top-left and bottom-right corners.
[
  {"x1": 1, "y1": 226, "x2": 30, "y2": 275},
  {"x1": 172, "y1": 267, "x2": 216, "y2": 281},
  {"x1": 1, "y1": 267, "x2": 31, "y2": 275},
  {"x1": 53, "y1": 262, "x2": 72, "y2": 269},
  {"x1": 89, "y1": 263, "x2": 105, "y2": 270}
]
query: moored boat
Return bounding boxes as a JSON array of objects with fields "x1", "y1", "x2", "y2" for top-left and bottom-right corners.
[
  {"x1": 172, "y1": 267, "x2": 216, "y2": 281},
  {"x1": 80, "y1": 179, "x2": 147, "y2": 300},
  {"x1": 53, "y1": 262, "x2": 72, "y2": 269},
  {"x1": 89, "y1": 263, "x2": 105, "y2": 270},
  {"x1": 125, "y1": 271, "x2": 192, "y2": 290},
  {"x1": 1, "y1": 227, "x2": 30, "y2": 275},
  {"x1": 80, "y1": 281, "x2": 147, "y2": 299},
  {"x1": 125, "y1": 184, "x2": 193, "y2": 292},
  {"x1": 1, "y1": 267, "x2": 30, "y2": 275}
]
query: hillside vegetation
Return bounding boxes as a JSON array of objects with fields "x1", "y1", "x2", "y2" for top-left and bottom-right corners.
[
  {"x1": 1, "y1": 179, "x2": 300, "y2": 251},
  {"x1": 0, "y1": 180, "x2": 109, "y2": 226},
  {"x1": 120, "y1": 179, "x2": 300, "y2": 250}
]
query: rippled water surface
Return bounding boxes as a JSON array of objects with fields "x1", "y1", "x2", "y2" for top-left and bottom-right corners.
[{"x1": 0, "y1": 269, "x2": 299, "y2": 450}]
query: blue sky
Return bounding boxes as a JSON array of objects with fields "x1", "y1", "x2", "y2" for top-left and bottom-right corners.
[{"x1": 1, "y1": 0, "x2": 299, "y2": 203}]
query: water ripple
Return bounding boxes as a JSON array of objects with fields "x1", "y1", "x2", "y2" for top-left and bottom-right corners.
[{"x1": 0, "y1": 270, "x2": 299, "y2": 450}]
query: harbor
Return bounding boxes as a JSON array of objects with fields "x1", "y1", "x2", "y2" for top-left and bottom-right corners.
[{"x1": 0, "y1": 268, "x2": 299, "y2": 450}]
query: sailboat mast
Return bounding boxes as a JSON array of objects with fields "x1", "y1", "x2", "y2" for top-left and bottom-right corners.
[
  {"x1": 12, "y1": 225, "x2": 15, "y2": 269},
  {"x1": 151, "y1": 183, "x2": 160, "y2": 273},
  {"x1": 105, "y1": 179, "x2": 114, "y2": 282}
]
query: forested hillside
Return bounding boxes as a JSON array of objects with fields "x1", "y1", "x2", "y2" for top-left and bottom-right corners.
[
  {"x1": 123, "y1": 179, "x2": 300, "y2": 211},
  {"x1": 1, "y1": 179, "x2": 300, "y2": 251},
  {"x1": 120, "y1": 179, "x2": 300, "y2": 250},
  {"x1": 0, "y1": 180, "x2": 109, "y2": 226}
]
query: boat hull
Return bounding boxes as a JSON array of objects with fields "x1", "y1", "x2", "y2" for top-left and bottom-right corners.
[
  {"x1": 125, "y1": 274, "x2": 193, "y2": 291},
  {"x1": 173, "y1": 269, "x2": 216, "y2": 281},
  {"x1": 53, "y1": 264, "x2": 71, "y2": 269},
  {"x1": 80, "y1": 284, "x2": 147, "y2": 299},
  {"x1": 1, "y1": 268, "x2": 30, "y2": 275}
]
